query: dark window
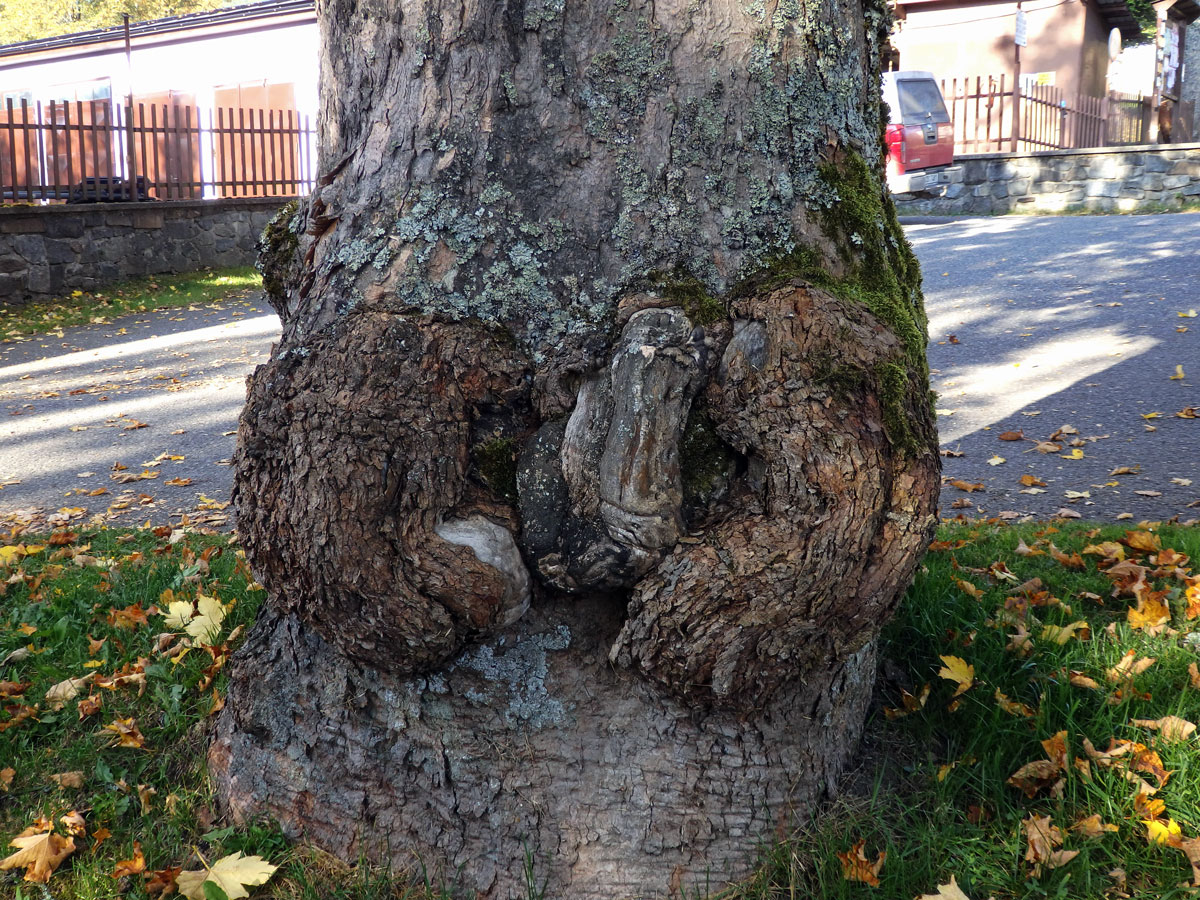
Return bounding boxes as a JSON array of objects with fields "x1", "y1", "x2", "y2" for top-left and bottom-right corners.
[{"x1": 895, "y1": 80, "x2": 950, "y2": 125}]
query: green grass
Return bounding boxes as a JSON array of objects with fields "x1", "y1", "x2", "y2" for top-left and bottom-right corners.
[
  {"x1": 3, "y1": 520, "x2": 1199, "y2": 898},
  {"x1": 723, "y1": 520, "x2": 1200, "y2": 900},
  {"x1": 0, "y1": 267, "x2": 262, "y2": 342}
]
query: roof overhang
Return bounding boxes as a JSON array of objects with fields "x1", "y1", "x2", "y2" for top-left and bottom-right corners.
[{"x1": 1090, "y1": 0, "x2": 1144, "y2": 41}]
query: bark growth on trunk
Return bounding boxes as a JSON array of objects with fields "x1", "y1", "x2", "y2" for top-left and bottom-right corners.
[{"x1": 213, "y1": 1, "x2": 940, "y2": 896}]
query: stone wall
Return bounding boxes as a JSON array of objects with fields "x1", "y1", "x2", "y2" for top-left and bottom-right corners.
[
  {"x1": 894, "y1": 143, "x2": 1200, "y2": 216},
  {"x1": 0, "y1": 198, "x2": 287, "y2": 306}
]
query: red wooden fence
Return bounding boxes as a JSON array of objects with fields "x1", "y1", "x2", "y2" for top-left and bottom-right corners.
[
  {"x1": 939, "y1": 77, "x2": 1152, "y2": 155},
  {"x1": 0, "y1": 99, "x2": 316, "y2": 204}
]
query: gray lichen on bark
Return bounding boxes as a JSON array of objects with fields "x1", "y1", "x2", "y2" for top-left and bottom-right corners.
[{"x1": 273, "y1": 0, "x2": 894, "y2": 360}]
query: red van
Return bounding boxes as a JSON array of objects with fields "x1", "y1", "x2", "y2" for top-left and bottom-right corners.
[{"x1": 882, "y1": 71, "x2": 960, "y2": 195}]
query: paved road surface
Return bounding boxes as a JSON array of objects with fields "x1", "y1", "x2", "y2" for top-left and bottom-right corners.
[
  {"x1": 912, "y1": 213, "x2": 1200, "y2": 522},
  {"x1": 0, "y1": 294, "x2": 277, "y2": 531},
  {"x1": 0, "y1": 213, "x2": 1196, "y2": 531}
]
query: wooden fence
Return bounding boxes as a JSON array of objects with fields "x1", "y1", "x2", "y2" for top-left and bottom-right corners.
[
  {"x1": 940, "y1": 76, "x2": 1153, "y2": 154},
  {"x1": 1, "y1": 98, "x2": 316, "y2": 204}
]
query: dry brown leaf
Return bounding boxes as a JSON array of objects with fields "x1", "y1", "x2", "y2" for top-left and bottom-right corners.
[
  {"x1": 1071, "y1": 814, "x2": 1118, "y2": 839},
  {"x1": 1179, "y1": 837, "x2": 1200, "y2": 887},
  {"x1": 0, "y1": 824, "x2": 76, "y2": 883},
  {"x1": 112, "y1": 841, "x2": 147, "y2": 878},
  {"x1": 1042, "y1": 731, "x2": 1069, "y2": 770},
  {"x1": 0, "y1": 768, "x2": 13, "y2": 792},
  {"x1": 1069, "y1": 673, "x2": 1102, "y2": 690},
  {"x1": 102, "y1": 717, "x2": 147, "y2": 749},
  {"x1": 48, "y1": 771, "x2": 84, "y2": 789},
  {"x1": 950, "y1": 480, "x2": 985, "y2": 493},
  {"x1": 1106, "y1": 650, "x2": 1156, "y2": 684},
  {"x1": 1007, "y1": 760, "x2": 1061, "y2": 798},
  {"x1": 995, "y1": 689, "x2": 1036, "y2": 718},
  {"x1": 1131, "y1": 716, "x2": 1197, "y2": 741},
  {"x1": 836, "y1": 839, "x2": 885, "y2": 887}
]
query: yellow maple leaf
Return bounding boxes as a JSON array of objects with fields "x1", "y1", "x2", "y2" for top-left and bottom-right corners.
[
  {"x1": 176, "y1": 851, "x2": 278, "y2": 900},
  {"x1": 164, "y1": 594, "x2": 227, "y2": 645},
  {"x1": 938, "y1": 655, "x2": 975, "y2": 698},
  {"x1": 1144, "y1": 818, "x2": 1182, "y2": 845},
  {"x1": 1170, "y1": 365, "x2": 1186, "y2": 380}
]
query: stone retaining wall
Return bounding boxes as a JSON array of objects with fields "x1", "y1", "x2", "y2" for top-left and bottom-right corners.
[
  {"x1": 894, "y1": 143, "x2": 1200, "y2": 216},
  {"x1": 0, "y1": 198, "x2": 287, "y2": 306}
]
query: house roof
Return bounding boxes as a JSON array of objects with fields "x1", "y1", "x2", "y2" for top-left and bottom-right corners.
[
  {"x1": 894, "y1": 0, "x2": 1144, "y2": 41},
  {"x1": 0, "y1": 0, "x2": 315, "y2": 59},
  {"x1": 1093, "y1": 0, "x2": 1149, "y2": 39}
]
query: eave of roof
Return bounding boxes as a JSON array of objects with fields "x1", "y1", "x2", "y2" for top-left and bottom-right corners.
[
  {"x1": 0, "y1": 0, "x2": 315, "y2": 59},
  {"x1": 1094, "y1": 0, "x2": 1147, "y2": 40}
]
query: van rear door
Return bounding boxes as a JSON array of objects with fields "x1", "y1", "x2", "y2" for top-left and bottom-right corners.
[{"x1": 893, "y1": 77, "x2": 954, "y2": 171}]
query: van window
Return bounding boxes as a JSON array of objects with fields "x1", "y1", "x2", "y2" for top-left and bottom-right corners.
[{"x1": 895, "y1": 80, "x2": 950, "y2": 125}]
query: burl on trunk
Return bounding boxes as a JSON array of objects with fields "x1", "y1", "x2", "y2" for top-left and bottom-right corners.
[{"x1": 210, "y1": 1, "x2": 940, "y2": 897}]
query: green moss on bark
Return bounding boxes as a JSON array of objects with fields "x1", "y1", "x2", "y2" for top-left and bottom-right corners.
[{"x1": 473, "y1": 437, "x2": 520, "y2": 504}]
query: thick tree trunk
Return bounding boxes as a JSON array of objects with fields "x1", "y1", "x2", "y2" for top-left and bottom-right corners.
[{"x1": 212, "y1": 0, "x2": 940, "y2": 896}]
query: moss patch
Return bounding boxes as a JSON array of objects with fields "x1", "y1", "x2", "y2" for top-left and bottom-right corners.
[
  {"x1": 649, "y1": 269, "x2": 728, "y2": 326},
  {"x1": 257, "y1": 199, "x2": 301, "y2": 304},
  {"x1": 727, "y1": 152, "x2": 934, "y2": 458},
  {"x1": 679, "y1": 406, "x2": 737, "y2": 514},
  {"x1": 473, "y1": 437, "x2": 520, "y2": 504}
]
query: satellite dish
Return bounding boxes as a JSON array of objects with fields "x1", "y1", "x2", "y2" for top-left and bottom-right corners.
[{"x1": 1109, "y1": 27, "x2": 1123, "y2": 61}]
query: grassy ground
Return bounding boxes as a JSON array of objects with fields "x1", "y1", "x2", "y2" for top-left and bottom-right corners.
[
  {"x1": 2, "y1": 520, "x2": 1198, "y2": 898},
  {"x1": 0, "y1": 268, "x2": 262, "y2": 342}
]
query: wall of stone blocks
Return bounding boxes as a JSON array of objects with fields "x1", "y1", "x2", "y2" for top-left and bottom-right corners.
[
  {"x1": 0, "y1": 198, "x2": 287, "y2": 306},
  {"x1": 894, "y1": 143, "x2": 1200, "y2": 216}
]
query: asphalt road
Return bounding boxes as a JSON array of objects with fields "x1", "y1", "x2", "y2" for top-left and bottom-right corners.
[
  {"x1": 0, "y1": 213, "x2": 1196, "y2": 531},
  {"x1": 911, "y1": 212, "x2": 1200, "y2": 523},
  {"x1": 0, "y1": 294, "x2": 278, "y2": 531}
]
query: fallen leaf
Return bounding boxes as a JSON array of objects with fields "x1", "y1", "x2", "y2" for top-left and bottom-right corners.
[
  {"x1": 146, "y1": 866, "x2": 182, "y2": 895},
  {"x1": 1132, "y1": 716, "x2": 1196, "y2": 741},
  {"x1": 1041, "y1": 621, "x2": 1090, "y2": 644},
  {"x1": 1070, "y1": 673, "x2": 1102, "y2": 690},
  {"x1": 1071, "y1": 814, "x2": 1118, "y2": 839},
  {"x1": 938, "y1": 655, "x2": 975, "y2": 698},
  {"x1": 163, "y1": 594, "x2": 227, "y2": 645},
  {"x1": 954, "y1": 578, "x2": 985, "y2": 600},
  {"x1": 835, "y1": 840, "x2": 885, "y2": 888},
  {"x1": 0, "y1": 823, "x2": 76, "y2": 883},
  {"x1": 1180, "y1": 309, "x2": 1198, "y2": 318},
  {"x1": 1008, "y1": 760, "x2": 1061, "y2": 798},
  {"x1": 1179, "y1": 837, "x2": 1200, "y2": 887},
  {"x1": 1107, "y1": 650, "x2": 1156, "y2": 684},
  {"x1": 988, "y1": 455, "x2": 1006, "y2": 466},
  {"x1": 918, "y1": 875, "x2": 973, "y2": 900},
  {"x1": 102, "y1": 717, "x2": 147, "y2": 749},
  {"x1": 45, "y1": 674, "x2": 94, "y2": 710},
  {"x1": 1061, "y1": 448, "x2": 1085, "y2": 460},
  {"x1": 1144, "y1": 817, "x2": 1182, "y2": 845},
  {"x1": 112, "y1": 841, "x2": 146, "y2": 878},
  {"x1": 1019, "y1": 474, "x2": 1047, "y2": 487},
  {"x1": 995, "y1": 689, "x2": 1035, "y2": 717},
  {"x1": 176, "y1": 851, "x2": 279, "y2": 900},
  {"x1": 950, "y1": 480, "x2": 985, "y2": 493},
  {"x1": 0, "y1": 768, "x2": 12, "y2": 791},
  {"x1": 48, "y1": 771, "x2": 84, "y2": 789},
  {"x1": 1134, "y1": 490, "x2": 1163, "y2": 498}
]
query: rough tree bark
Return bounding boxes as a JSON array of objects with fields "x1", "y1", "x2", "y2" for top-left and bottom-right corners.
[{"x1": 210, "y1": 1, "x2": 941, "y2": 896}]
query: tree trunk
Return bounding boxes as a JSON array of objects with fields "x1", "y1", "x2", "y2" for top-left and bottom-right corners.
[{"x1": 212, "y1": 1, "x2": 941, "y2": 896}]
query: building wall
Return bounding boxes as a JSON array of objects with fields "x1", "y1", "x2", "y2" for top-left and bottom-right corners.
[
  {"x1": 0, "y1": 198, "x2": 284, "y2": 305},
  {"x1": 0, "y1": 18, "x2": 319, "y2": 119},
  {"x1": 892, "y1": 0, "x2": 1089, "y2": 98},
  {"x1": 893, "y1": 143, "x2": 1200, "y2": 214},
  {"x1": 1080, "y1": 1, "x2": 1114, "y2": 96}
]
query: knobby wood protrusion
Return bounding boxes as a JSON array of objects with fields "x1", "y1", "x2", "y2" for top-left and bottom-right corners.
[{"x1": 215, "y1": 1, "x2": 939, "y2": 896}]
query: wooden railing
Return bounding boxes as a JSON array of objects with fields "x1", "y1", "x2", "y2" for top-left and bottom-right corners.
[
  {"x1": 939, "y1": 77, "x2": 1153, "y2": 154},
  {"x1": 1, "y1": 98, "x2": 316, "y2": 204}
]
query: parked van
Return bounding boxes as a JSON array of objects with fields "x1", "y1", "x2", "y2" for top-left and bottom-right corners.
[{"x1": 881, "y1": 71, "x2": 960, "y2": 195}]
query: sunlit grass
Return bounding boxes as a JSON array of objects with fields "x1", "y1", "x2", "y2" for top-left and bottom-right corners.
[
  {"x1": 4, "y1": 520, "x2": 1199, "y2": 897},
  {"x1": 0, "y1": 268, "x2": 262, "y2": 342}
]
